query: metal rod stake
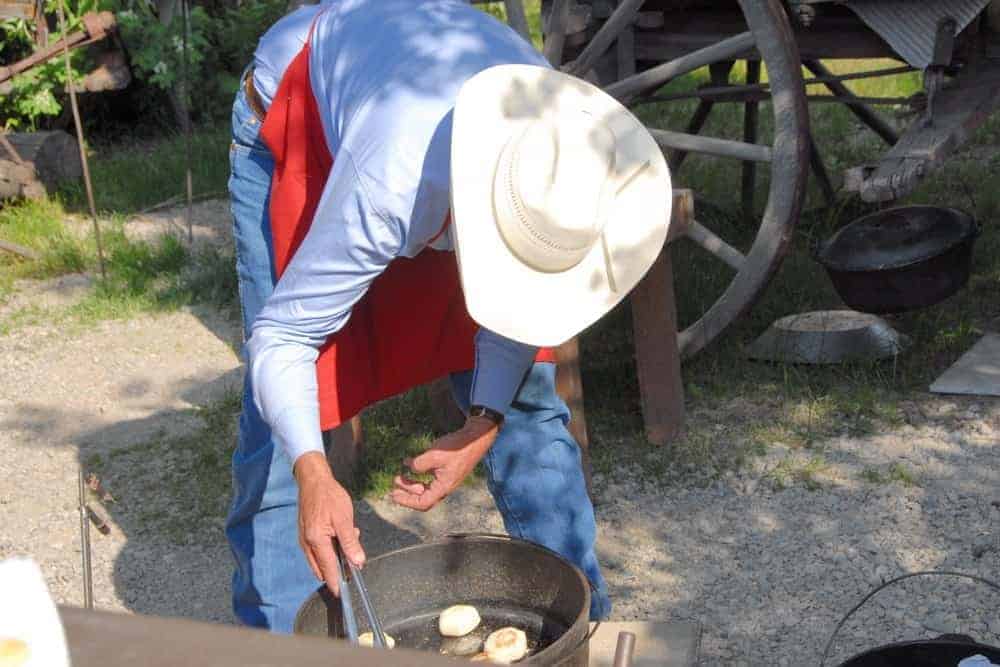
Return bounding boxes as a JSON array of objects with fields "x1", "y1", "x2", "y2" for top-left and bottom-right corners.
[
  {"x1": 56, "y1": 0, "x2": 106, "y2": 280},
  {"x1": 78, "y1": 470, "x2": 94, "y2": 609}
]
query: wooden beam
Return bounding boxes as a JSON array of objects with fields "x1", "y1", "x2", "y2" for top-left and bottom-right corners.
[
  {"x1": 628, "y1": 191, "x2": 693, "y2": 446},
  {"x1": 606, "y1": 31, "x2": 755, "y2": 102},
  {"x1": 427, "y1": 376, "x2": 465, "y2": 434},
  {"x1": 567, "y1": 0, "x2": 644, "y2": 76},
  {"x1": 554, "y1": 336, "x2": 592, "y2": 495},
  {"x1": 502, "y1": 0, "x2": 531, "y2": 44}
]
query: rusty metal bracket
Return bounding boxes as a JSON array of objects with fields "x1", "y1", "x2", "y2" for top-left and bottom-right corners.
[{"x1": 0, "y1": 11, "x2": 117, "y2": 85}]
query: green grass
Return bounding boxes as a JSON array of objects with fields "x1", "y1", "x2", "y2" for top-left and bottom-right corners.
[
  {"x1": 860, "y1": 462, "x2": 920, "y2": 487},
  {"x1": 0, "y1": 125, "x2": 237, "y2": 331},
  {"x1": 61, "y1": 125, "x2": 231, "y2": 216}
]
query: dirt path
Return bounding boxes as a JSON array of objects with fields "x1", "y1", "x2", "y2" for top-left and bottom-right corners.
[{"x1": 2, "y1": 200, "x2": 1000, "y2": 665}]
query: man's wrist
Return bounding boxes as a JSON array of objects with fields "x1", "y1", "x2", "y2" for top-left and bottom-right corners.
[{"x1": 293, "y1": 450, "x2": 333, "y2": 484}]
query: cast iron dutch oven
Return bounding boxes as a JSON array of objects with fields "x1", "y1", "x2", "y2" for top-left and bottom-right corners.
[
  {"x1": 294, "y1": 534, "x2": 593, "y2": 666},
  {"x1": 816, "y1": 206, "x2": 980, "y2": 314},
  {"x1": 822, "y1": 572, "x2": 1000, "y2": 667}
]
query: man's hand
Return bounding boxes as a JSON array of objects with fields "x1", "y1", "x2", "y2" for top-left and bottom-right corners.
[
  {"x1": 390, "y1": 416, "x2": 498, "y2": 512},
  {"x1": 294, "y1": 452, "x2": 365, "y2": 595}
]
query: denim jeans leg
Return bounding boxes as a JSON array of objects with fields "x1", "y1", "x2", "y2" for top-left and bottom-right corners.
[
  {"x1": 224, "y1": 84, "x2": 318, "y2": 633},
  {"x1": 450, "y1": 364, "x2": 612, "y2": 620}
]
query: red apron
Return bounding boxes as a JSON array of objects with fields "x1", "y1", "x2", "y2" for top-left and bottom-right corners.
[{"x1": 259, "y1": 22, "x2": 554, "y2": 431}]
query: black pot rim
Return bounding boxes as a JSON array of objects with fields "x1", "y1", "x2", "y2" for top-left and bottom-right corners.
[
  {"x1": 816, "y1": 205, "x2": 978, "y2": 273},
  {"x1": 838, "y1": 637, "x2": 1000, "y2": 666},
  {"x1": 293, "y1": 533, "x2": 592, "y2": 664}
]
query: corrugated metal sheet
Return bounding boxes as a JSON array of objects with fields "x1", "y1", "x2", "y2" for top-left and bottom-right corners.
[{"x1": 845, "y1": 0, "x2": 990, "y2": 69}]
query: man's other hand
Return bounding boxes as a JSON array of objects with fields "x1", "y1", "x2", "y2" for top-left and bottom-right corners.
[
  {"x1": 390, "y1": 416, "x2": 498, "y2": 512},
  {"x1": 294, "y1": 452, "x2": 365, "y2": 595}
]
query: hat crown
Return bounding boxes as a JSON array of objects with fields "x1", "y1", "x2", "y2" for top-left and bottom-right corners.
[{"x1": 495, "y1": 111, "x2": 617, "y2": 273}]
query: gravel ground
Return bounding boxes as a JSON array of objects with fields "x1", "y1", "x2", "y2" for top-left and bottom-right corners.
[{"x1": 2, "y1": 202, "x2": 999, "y2": 665}]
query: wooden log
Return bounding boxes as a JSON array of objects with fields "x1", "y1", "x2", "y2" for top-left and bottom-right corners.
[
  {"x1": 0, "y1": 157, "x2": 45, "y2": 200},
  {"x1": 5, "y1": 131, "x2": 82, "y2": 191}
]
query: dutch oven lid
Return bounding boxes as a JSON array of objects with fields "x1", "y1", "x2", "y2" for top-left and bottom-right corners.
[{"x1": 817, "y1": 206, "x2": 976, "y2": 272}]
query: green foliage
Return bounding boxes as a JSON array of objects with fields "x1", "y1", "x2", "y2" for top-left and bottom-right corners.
[
  {"x1": 0, "y1": 0, "x2": 108, "y2": 130},
  {"x1": 214, "y1": 0, "x2": 286, "y2": 73},
  {"x1": 117, "y1": 5, "x2": 212, "y2": 92}
]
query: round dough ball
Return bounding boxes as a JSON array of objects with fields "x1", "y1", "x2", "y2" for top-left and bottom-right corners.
[
  {"x1": 0, "y1": 638, "x2": 30, "y2": 667},
  {"x1": 438, "y1": 604, "x2": 481, "y2": 637},
  {"x1": 358, "y1": 631, "x2": 395, "y2": 648},
  {"x1": 484, "y1": 627, "x2": 528, "y2": 664}
]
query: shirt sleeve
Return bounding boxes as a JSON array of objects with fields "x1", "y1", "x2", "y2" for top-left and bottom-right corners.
[
  {"x1": 470, "y1": 328, "x2": 539, "y2": 417},
  {"x1": 247, "y1": 150, "x2": 402, "y2": 466}
]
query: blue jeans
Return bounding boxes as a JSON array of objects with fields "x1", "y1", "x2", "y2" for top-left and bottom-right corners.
[{"x1": 225, "y1": 81, "x2": 610, "y2": 633}]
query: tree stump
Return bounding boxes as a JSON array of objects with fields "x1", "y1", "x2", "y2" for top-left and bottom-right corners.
[{"x1": 4, "y1": 131, "x2": 82, "y2": 193}]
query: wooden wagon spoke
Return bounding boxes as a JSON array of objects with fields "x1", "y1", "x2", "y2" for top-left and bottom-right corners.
[
  {"x1": 670, "y1": 100, "x2": 715, "y2": 171},
  {"x1": 684, "y1": 219, "x2": 746, "y2": 271},
  {"x1": 543, "y1": 0, "x2": 573, "y2": 65},
  {"x1": 502, "y1": 0, "x2": 532, "y2": 43},
  {"x1": 742, "y1": 60, "x2": 761, "y2": 220},
  {"x1": 565, "y1": 0, "x2": 645, "y2": 77},
  {"x1": 605, "y1": 31, "x2": 756, "y2": 102},
  {"x1": 650, "y1": 128, "x2": 772, "y2": 163},
  {"x1": 804, "y1": 59, "x2": 899, "y2": 146}
]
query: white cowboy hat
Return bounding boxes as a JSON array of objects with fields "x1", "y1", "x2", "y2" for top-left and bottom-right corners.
[{"x1": 450, "y1": 64, "x2": 673, "y2": 348}]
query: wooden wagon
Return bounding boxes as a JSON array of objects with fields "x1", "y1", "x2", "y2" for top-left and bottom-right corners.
[{"x1": 453, "y1": 0, "x2": 1000, "y2": 455}]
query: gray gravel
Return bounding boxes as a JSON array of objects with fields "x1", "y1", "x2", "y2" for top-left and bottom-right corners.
[{"x1": 2, "y1": 268, "x2": 999, "y2": 666}]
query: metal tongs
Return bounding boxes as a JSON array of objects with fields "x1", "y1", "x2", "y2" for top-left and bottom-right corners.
[{"x1": 332, "y1": 539, "x2": 390, "y2": 648}]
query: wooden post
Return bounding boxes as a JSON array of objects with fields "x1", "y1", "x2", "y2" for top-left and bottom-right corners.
[
  {"x1": 427, "y1": 376, "x2": 465, "y2": 434},
  {"x1": 554, "y1": 336, "x2": 592, "y2": 493},
  {"x1": 324, "y1": 416, "x2": 364, "y2": 489},
  {"x1": 628, "y1": 190, "x2": 693, "y2": 445}
]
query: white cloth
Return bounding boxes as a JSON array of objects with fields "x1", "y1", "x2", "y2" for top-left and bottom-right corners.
[
  {"x1": 0, "y1": 558, "x2": 69, "y2": 667},
  {"x1": 958, "y1": 655, "x2": 1000, "y2": 667}
]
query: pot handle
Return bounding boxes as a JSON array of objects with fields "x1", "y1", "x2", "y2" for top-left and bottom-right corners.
[{"x1": 820, "y1": 570, "x2": 1000, "y2": 666}]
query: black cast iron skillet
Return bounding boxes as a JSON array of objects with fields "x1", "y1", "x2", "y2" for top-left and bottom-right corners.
[{"x1": 294, "y1": 534, "x2": 593, "y2": 666}]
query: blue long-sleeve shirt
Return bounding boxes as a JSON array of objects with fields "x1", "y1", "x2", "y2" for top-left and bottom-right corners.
[{"x1": 247, "y1": 0, "x2": 550, "y2": 465}]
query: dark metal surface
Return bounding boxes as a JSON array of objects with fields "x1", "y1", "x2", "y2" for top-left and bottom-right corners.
[
  {"x1": 816, "y1": 206, "x2": 978, "y2": 313},
  {"x1": 817, "y1": 206, "x2": 976, "y2": 272},
  {"x1": 295, "y1": 534, "x2": 591, "y2": 666},
  {"x1": 844, "y1": 0, "x2": 990, "y2": 69}
]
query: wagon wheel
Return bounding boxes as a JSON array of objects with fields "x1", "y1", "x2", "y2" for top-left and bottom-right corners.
[{"x1": 494, "y1": 0, "x2": 811, "y2": 358}]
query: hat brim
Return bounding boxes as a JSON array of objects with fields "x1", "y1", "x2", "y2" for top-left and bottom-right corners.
[{"x1": 451, "y1": 65, "x2": 672, "y2": 348}]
